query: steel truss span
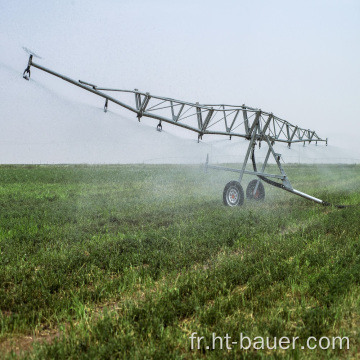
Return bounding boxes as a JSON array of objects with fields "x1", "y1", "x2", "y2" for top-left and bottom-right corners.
[{"x1": 23, "y1": 54, "x2": 336, "y2": 207}]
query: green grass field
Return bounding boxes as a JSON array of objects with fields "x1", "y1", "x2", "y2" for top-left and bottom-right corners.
[{"x1": 0, "y1": 164, "x2": 359, "y2": 359}]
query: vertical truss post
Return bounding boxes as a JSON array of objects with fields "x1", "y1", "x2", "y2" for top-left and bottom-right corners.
[
  {"x1": 288, "y1": 126, "x2": 298, "y2": 148},
  {"x1": 308, "y1": 131, "x2": 315, "y2": 143},
  {"x1": 170, "y1": 101, "x2": 175, "y2": 120},
  {"x1": 134, "y1": 89, "x2": 141, "y2": 110},
  {"x1": 196, "y1": 102, "x2": 203, "y2": 130},
  {"x1": 242, "y1": 105, "x2": 249, "y2": 135},
  {"x1": 286, "y1": 124, "x2": 290, "y2": 140},
  {"x1": 137, "y1": 92, "x2": 151, "y2": 121},
  {"x1": 201, "y1": 108, "x2": 214, "y2": 132}
]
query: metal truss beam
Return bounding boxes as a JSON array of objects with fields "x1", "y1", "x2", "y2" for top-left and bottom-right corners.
[{"x1": 23, "y1": 56, "x2": 326, "y2": 145}]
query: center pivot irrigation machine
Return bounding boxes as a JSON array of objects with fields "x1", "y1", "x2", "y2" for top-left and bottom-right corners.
[{"x1": 23, "y1": 51, "x2": 338, "y2": 208}]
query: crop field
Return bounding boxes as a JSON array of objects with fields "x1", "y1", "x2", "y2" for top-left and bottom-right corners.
[{"x1": 0, "y1": 163, "x2": 359, "y2": 359}]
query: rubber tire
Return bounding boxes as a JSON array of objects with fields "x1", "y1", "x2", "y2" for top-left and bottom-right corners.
[
  {"x1": 223, "y1": 181, "x2": 244, "y2": 207},
  {"x1": 246, "y1": 179, "x2": 265, "y2": 201}
]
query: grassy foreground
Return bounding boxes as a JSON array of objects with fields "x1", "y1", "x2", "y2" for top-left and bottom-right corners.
[{"x1": 0, "y1": 164, "x2": 359, "y2": 359}]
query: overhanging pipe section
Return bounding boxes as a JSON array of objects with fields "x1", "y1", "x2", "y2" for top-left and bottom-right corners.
[{"x1": 30, "y1": 61, "x2": 138, "y2": 114}]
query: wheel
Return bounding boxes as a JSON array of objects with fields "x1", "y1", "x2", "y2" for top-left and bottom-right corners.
[
  {"x1": 246, "y1": 179, "x2": 265, "y2": 201},
  {"x1": 223, "y1": 181, "x2": 244, "y2": 206}
]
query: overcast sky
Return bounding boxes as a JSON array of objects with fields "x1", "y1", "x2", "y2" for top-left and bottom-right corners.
[{"x1": 1, "y1": 0, "x2": 359, "y2": 160}]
